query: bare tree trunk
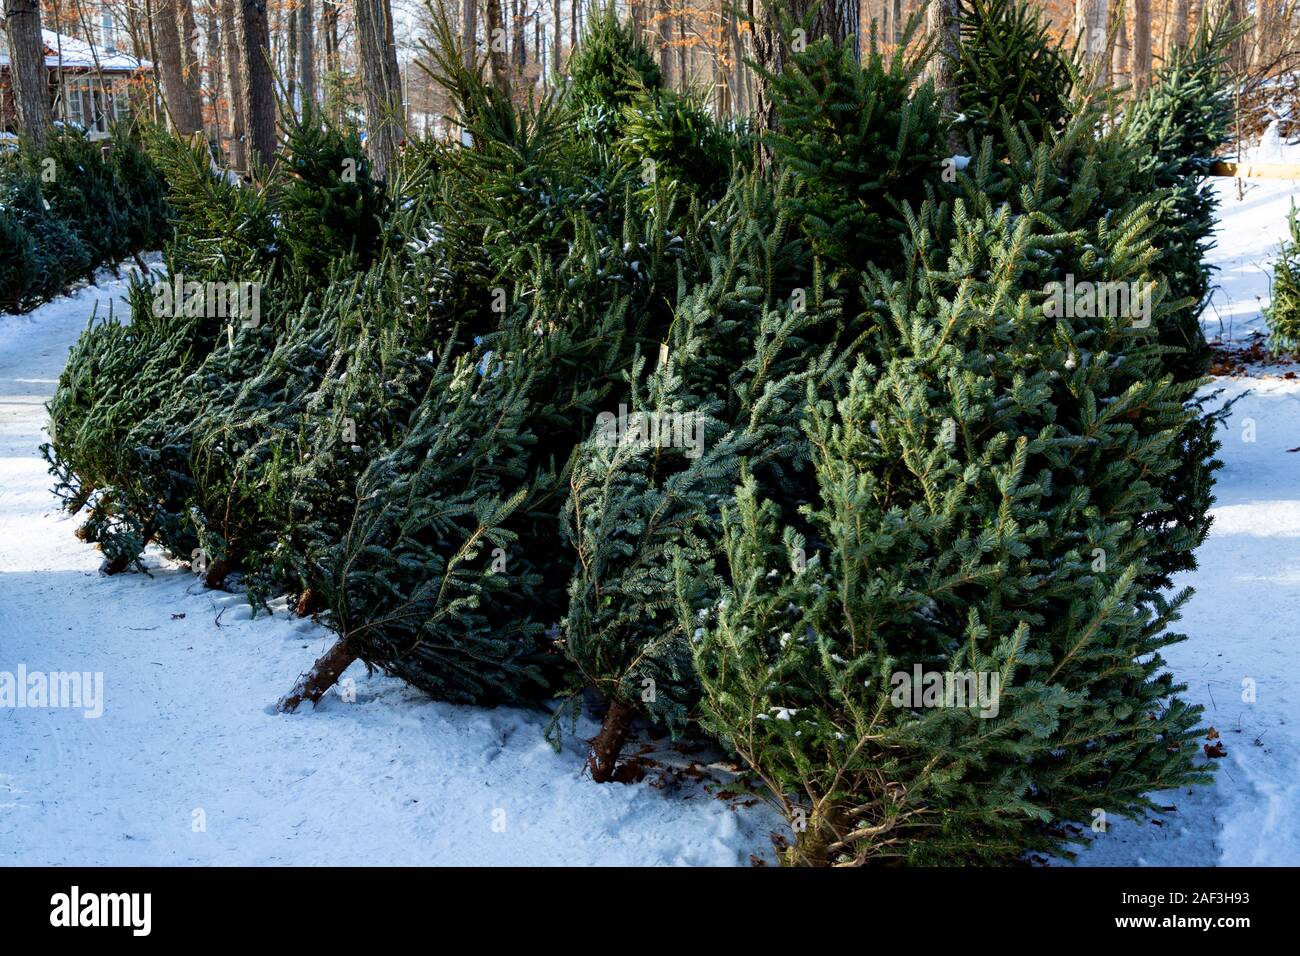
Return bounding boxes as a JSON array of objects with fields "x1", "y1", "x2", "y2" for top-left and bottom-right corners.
[
  {"x1": 1172, "y1": 0, "x2": 1190, "y2": 48},
  {"x1": 324, "y1": 0, "x2": 340, "y2": 73},
  {"x1": 298, "y1": 0, "x2": 316, "y2": 111},
  {"x1": 155, "y1": 0, "x2": 203, "y2": 131},
  {"x1": 204, "y1": 1, "x2": 222, "y2": 139},
  {"x1": 179, "y1": 0, "x2": 206, "y2": 128},
  {"x1": 219, "y1": 0, "x2": 247, "y2": 169},
  {"x1": 239, "y1": 0, "x2": 277, "y2": 168},
  {"x1": 1074, "y1": 0, "x2": 1109, "y2": 84},
  {"x1": 277, "y1": 635, "x2": 357, "y2": 712},
  {"x1": 1133, "y1": 0, "x2": 1152, "y2": 93},
  {"x1": 587, "y1": 697, "x2": 636, "y2": 782},
  {"x1": 729, "y1": 8, "x2": 747, "y2": 114},
  {"x1": 752, "y1": 0, "x2": 860, "y2": 140},
  {"x1": 2, "y1": 0, "x2": 49, "y2": 147},
  {"x1": 483, "y1": 0, "x2": 511, "y2": 92},
  {"x1": 925, "y1": 0, "x2": 960, "y2": 149},
  {"x1": 463, "y1": 0, "x2": 479, "y2": 69},
  {"x1": 1112, "y1": 4, "x2": 1130, "y2": 85},
  {"x1": 354, "y1": 0, "x2": 405, "y2": 178},
  {"x1": 657, "y1": 0, "x2": 673, "y2": 86},
  {"x1": 511, "y1": 0, "x2": 524, "y2": 74},
  {"x1": 552, "y1": 0, "x2": 561, "y2": 78},
  {"x1": 287, "y1": 0, "x2": 299, "y2": 109}
]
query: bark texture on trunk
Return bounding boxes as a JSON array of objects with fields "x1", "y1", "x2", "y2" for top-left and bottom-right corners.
[
  {"x1": 925, "y1": 0, "x2": 961, "y2": 150},
  {"x1": 2, "y1": 0, "x2": 48, "y2": 145},
  {"x1": 354, "y1": 0, "x2": 405, "y2": 179},
  {"x1": 484, "y1": 0, "x2": 511, "y2": 93},
  {"x1": 1172, "y1": 0, "x2": 1190, "y2": 48},
  {"x1": 220, "y1": 0, "x2": 247, "y2": 169},
  {"x1": 1133, "y1": 0, "x2": 1152, "y2": 94},
  {"x1": 324, "y1": 0, "x2": 341, "y2": 73},
  {"x1": 463, "y1": 0, "x2": 479, "y2": 69},
  {"x1": 278, "y1": 636, "x2": 358, "y2": 712},
  {"x1": 752, "y1": 0, "x2": 860, "y2": 139},
  {"x1": 1074, "y1": 0, "x2": 1110, "y2": 85},
  {"x1": 586, "y1": 697, "x2": 637, "y2": 783},
  {"x1": 238, "y1": 0, "x2": 277, "y2": 168},
  {"x1": 155, "y1": 0, "x2": 202, "y2": 132},
  {"x1": 298, "y1": 0, "x2": 316, "y2": 112},
  {"x1": 179, "y1": 0, "x2": 206, "y2": 128}
]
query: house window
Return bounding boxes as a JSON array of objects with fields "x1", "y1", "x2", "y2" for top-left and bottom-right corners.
[
  {"x1": 114, "y1": 90, "x2": 131, "y2": 123},
  {"x1": 66, "y1": 84, "x2": 85, "y2": 128}
]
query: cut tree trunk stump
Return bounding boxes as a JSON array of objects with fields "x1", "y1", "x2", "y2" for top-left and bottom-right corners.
[
  {"x1": 277, "y1": 635, "x2": 357, "y2": 712},
  {"x1": 295, "y1": 588, "x2": 325, "y2": 617},
  {"x1": 1209, "y1": 160, "x2": 1300, "y2": 179},
  {"x1": 203, "y1": 557, "x2": 230, "y2": 590},
  {"x1": 65, "y1": 487, "x2": 94, "y2": 514},
  {"x1": 587, "y1": 697, "x2": 637, "y2": 783},
  {"x1": 100, "y1": 523, "x2": 155, "y2": 575}
]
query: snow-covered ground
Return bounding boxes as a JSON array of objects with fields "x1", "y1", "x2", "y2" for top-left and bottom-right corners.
[
  {"x1": 0, "y1": 266, "x2": 778, "y2": 866},
  {"x1": 3, "y1": 155, "x2": 1300, "y2": 866}
]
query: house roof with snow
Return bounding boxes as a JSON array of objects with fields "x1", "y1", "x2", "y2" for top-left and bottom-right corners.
[{"x1": 0, "y1": 28, "x2": 150, "y2": 73}]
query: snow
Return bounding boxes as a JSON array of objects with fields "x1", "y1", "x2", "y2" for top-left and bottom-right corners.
[
  {"x1": 1202, "y1": 123, "x2": 1300, "y2": 345},
  {"x1": 0, "y1": 265, "x2": 777, "y2": 865},
  {"x1": 0, "y1": 29, "x2": 150, "y2": 72},
  {"x1": 4, "y1": 142, "x2": 1300, "y2": 865}
]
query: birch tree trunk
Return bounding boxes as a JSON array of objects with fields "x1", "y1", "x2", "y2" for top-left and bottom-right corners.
[{"x1": 2, "y1": 0, "x2": 49, "y2": 147}]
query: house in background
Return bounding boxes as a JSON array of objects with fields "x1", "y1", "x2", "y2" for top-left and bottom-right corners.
[{"x1": 1, "y1": 26, "x2": 150, "y2": 140}]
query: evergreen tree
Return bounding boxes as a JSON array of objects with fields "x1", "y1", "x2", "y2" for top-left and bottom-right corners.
[
  {"x1": 568, "y1": 5, "x2": 663, "y2": 138},
  {"x1": 953, "y1": 0, "x2": 1075, "y2": 149},
  {"x1": 1268, "y1": 203, "x2": 1300, "y2": 351},
  {"x1": 1123, "y1": 13, "x2": 1241, "y2": 382},
  {"x1": 687, "y1": 170, "x2": 1212, "y2": 864},
  {"x1": 766, "y1": 31, "x2": 946, "y2": 285},
  {"x1": 0, "y1": 206, "x2": 40, "y2": 310}
]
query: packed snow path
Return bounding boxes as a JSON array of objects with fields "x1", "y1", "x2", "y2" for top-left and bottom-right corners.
[{"x1": 4, "y1": 167, "x2": 1300, "y2": 865}]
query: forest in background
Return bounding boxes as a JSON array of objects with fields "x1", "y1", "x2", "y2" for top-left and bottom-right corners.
[{"x1": 6, "y1": 0, "x2": 1300, "y2": 177}]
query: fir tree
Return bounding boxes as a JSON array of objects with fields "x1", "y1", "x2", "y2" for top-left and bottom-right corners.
[
  {"x1": 1123, "y1": 13, "x2": 1241, "y2": 382},
  {"x1": 1268, "y1": 203, "x2": 1300, "y2": 351},
  {"x1": 953, "y1": 0, "x2": 1075, "y2": 149},
  {"x1": 687, "y1": 176, "x2": 1212, "y2": 864},
  {"x1": 765, "y1": 30, "x2": 946, "y2": 285}
]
